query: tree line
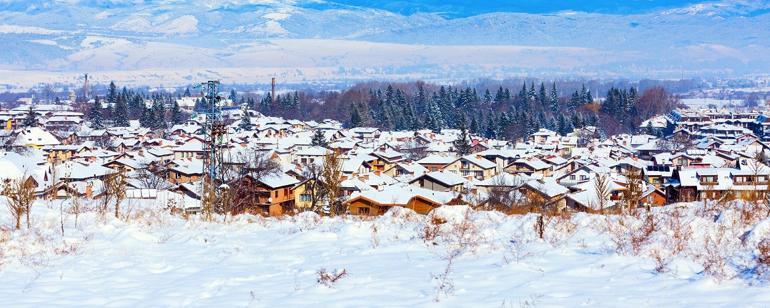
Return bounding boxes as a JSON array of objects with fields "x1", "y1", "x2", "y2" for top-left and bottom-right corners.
[{"x1": 82, "y1": 80, "x2": 677, "y2": 140}]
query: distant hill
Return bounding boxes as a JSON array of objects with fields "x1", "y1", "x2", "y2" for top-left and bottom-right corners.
[{"x1": 0, "y1": 0, "x2": 769, "y2": 88}]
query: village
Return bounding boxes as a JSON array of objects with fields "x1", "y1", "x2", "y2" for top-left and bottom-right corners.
[{"x1": 2, "y1": 90, "x2": 770, "y2": 221}]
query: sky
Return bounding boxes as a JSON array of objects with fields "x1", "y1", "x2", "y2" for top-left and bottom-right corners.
[{"x1": 306, "y1": 0, "x2": 705, "y2": 17}]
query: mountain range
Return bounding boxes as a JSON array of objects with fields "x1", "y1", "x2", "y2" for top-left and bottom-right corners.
[{"x1": 0, "y1": 0, "x2": 769, "y2": 88}]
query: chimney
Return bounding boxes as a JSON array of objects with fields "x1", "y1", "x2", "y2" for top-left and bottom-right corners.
[
  {"x1": 271, "y1": 77, "x2": 276, "y2": 104},
  {"x1": 374, "y1": 170, "x2": 381, "y2": 176},
  {"x1": 83, "y1": 73, "x2": 89, "y2": 100}
]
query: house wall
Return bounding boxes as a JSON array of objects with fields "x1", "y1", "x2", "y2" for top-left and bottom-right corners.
[
  {"x1": 412, "y1": 178, "x2": 455, "y2": 192},
  {"x1": 443, "y1": 160, "x2": 494, "y2": 180},
  {"x1": 348, "y1": 199, "x2": 386, "y2": 216}
]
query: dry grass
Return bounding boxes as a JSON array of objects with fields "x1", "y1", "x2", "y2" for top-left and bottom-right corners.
[{"x1": 317, "y1": 268, "x2": 347, "y2": 287}]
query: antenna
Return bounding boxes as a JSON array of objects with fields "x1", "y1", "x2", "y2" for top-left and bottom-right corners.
[{"x1": 199, "y1": 80, "x2": 226, "y2": 188}]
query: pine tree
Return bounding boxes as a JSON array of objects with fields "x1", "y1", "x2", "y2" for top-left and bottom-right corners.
[
  {"x1": 152, "y1": 99, "x2": 166, "y2": 129},
  {"x1": 528, "y1": 82, "x2": 537, "y2": 108},
  {"x1": 538, "y1": 82, "x2": 547, "y2": 107},
  {"x1": 484, "y1": 114, "x2": 497, "y2": 139},
  {"x1": 113, "y1": 94, "x2": 129, "y2": 127},
  {"x1": 21, "y1": 106, "x2": 37, "y2": 128},
  {"x1": 453, "y1": 118, "x2": 472, "y2": 155},
  {"x1": 350, "y1": 103, "x2": 362, "y2": 128},
  {"x1": 107, "y1": 81, "x2": 118, "y2": 105},
  {"x1": 171, "y1": 101, "x2": 183, "y2": 125},
  {"x1": 311, "y1": 129, "x2": 328, "y2": 147},
  {"x1": 229, "y1": 89, "x2": 237, "y2": 102},
  {"x1": 140, "y1": 107, "x2": 154, "y2": 128},
  {"x1": 584, "y1": 87, "x2": 593, "y2": 104},
  {"x1": 424, "y1": 98, "x2": 445, "y2": 133},
  {"x1": 550, "y1": 83, "x2": 559, "y2": 114},
  {"x1": 88, "y1": 96, "x2": 103, "y2": 128},
  {"x1": 183, "y1": 87, "x2": 191, "y2": 97},
  {"x1": 470, "y1": 116, "x2": 480, "y2": 134},
  {"x1": 128, "y1": 95, "x2": 143, "y2": 120},
  {"x1": 239, "y1": 113, "x2": 252, "y2": 131}
]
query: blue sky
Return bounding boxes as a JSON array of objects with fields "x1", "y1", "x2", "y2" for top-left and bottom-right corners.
[{"x1": 306, "y1": 0, "x2": 704, "y2": 17}]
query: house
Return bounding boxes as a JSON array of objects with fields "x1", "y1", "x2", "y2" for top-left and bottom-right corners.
[
  {"x1": 11, "y1": 127, "x2": 60, "y2": 149},
  {"x1": 416, "y1": 154, "x2": 457, "y2": 172},
  {"x1": 383, "y1": 162, "x2": 428, "y2": 180},
  {"x1": 167, "y1": 159, "x2": 203, "y2": 184},
  {"x1": 505, "y1": 158, "x2": 552, "y2": 177},
  {"x1": 519, "y1": 178, "x2": 569, "y2": 211},
  {"x1": 442, "y1": 154, "x2": 496, "y2": 180},
  {"x1": 346, "y1": 184, "x2": 461, "y2": 215},
  {"x1": 640, "y1": 185, "x2": 667, "y2": 207},
  {"x1": 349, "y1": 127, "x2": 380, "y2": 141},
  {"x1": 409, "y1": 171, "x2": 466, "y2": 192},
  {"x1": 294, "y1": 146, "x2": 330, "y2": 165},
  {"x1": 370, "y1": 149, "x2": 405, "y2": 172},
  {"x1": 172, "y1": 138, "x2": 205, "y2": 160},
  {"x1": 228, "y1": 172, "x2": 299, "y2": 216}
]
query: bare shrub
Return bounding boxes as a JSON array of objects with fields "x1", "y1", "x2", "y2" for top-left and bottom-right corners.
[
  {"x1": 421, "y1": 215, "x2": 444, "y2": 244},
  {"x1": 317, "y1": 268, "x2": 347, "y2": 287},
  {"x1": 370, "y1": 224, "x2": 379, "y2": 248},
  {"x1": 545, "y1": 211, "x2": 577, "y2": 247},
  {"x1": 698, "y1": 227, "x2": 730, "y2": 281},
  {"x1": 649, "y1": 248, "x2": 672, "y2": 273},
  {"x1": 430, "y1": 208, "x2": 481, "y2": 302},
  {"x1": 756, "y1": 238, "x2": 770, "y2": 275},
  {"x1": 631, "y1": 214, "x2": 658, "y2": 255},
  {"x1": 3, "y1": 176, "x2": 36, "y2": 230},
  {"x1": 502, "y1": 238, "x2": 532, "y2": 265},
  {"x1": 605, "y1": 212, "x2": 658, "y2": 255},
  {"x1": 738, "y1": 201, "x2": 763, "y2": 227},
  {"x1": 665, "y1": 207, "x2": 693, "y2": 255}
]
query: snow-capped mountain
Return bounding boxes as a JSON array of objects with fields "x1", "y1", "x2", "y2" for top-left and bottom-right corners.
[{"x1": 0, "y1": 0, "x2": 768, "y2": 88}]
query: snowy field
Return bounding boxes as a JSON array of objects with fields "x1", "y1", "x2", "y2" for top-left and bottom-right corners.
[{"x1": 1, "y1": 200, "x2": 770, "y2": 307}]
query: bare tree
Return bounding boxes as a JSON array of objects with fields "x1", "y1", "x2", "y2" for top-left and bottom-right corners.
[
  {"x1": 102, "y1": 170, "x2": 127, "y2": 219},
  {"x1": 623, "y1": 168, "x2": 644, "y2": 212},
  {"x1": 3, "y1": 176, "x2": 35, "y2": 230},
  {"x1": 656, "y1": 133, "x2": 691, "y2": 152},
  {"x1": 321, "y1": 151, "x2": 344, "y2": 216},
  {"x1": 136, "y1": 164, "x2": 170, "y2": 190},
  {"x1": 484, "y1": 175, "x2": 524, "y2": 212},
  {"x1": 593, "y1": 174, "x2": 611, "y2": 214},
  {"x1": 219, "y1": 150, "x2": 282, "y2": 216},
  {"x1": 301, "y1": 162, "x2": 328, "y2": 213}
]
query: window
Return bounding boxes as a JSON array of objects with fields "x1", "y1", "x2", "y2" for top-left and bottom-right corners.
[
  {"x1": 358, "y1": 207, "x2": 370, "y2": 215},
  {"x1": 570, "y1": 175, "x2": 576, "y2": 181},
  {"x1": 300, "y1": 194, "x2": 311, "y2": 202},
  {"x1": 274, "y1": 191, "x2": 278, "y2": 198}
]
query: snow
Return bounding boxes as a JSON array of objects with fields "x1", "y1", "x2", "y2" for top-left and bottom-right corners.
[{"x1": 1, "y1": 201, "x2": 770, "y2": 306}]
